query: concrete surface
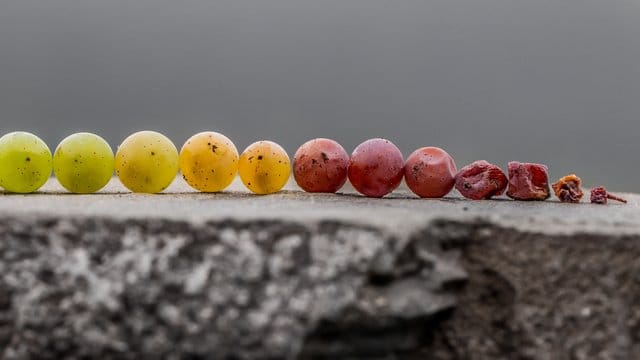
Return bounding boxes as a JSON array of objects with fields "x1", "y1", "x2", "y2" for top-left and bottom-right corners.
[{"x1": 1, "y1": 178, "x2": 639, "y2": 359}]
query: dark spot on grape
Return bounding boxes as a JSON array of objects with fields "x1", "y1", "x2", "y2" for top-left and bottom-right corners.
[
  {"x1": 26, "y1": 157, "x2": 31, "y2": 162},
  {"x1": 321, "y1": 152, "x2": 329, "y2": 161},
  {"x1": 151, "y1": 152, "x2": 155, "y2": 156},
  {"x1": 311, "y1": 159, "x2": 318, "y2": 165},
  {"x1": 211, "y1": 145, "x2": 218, "y2": 153},
  {"x1": 258, "y1": 155, "x2": 263, "y2": 160}
]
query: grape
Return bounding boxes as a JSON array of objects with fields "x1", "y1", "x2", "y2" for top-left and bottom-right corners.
[
  {"x1": 0, "y1": 131, "x2": 52, "y2": 193},
  {"x1": 506, "y1": 161, "x2": 550, "y2": 201},
  {"x1": 179, "y1": 131, "x2": 239, "y2": 192},
  {"x1": 293, "y1": 138, "x2": 349, "y2": 193},
  {"x1": 53, "y1": 132, "x2": 114, "y2": 193},
  {"x1": 238, "y1": 140, "x2": 290, "y2": 194},
  {"x1": 115, "y1": 131, "x2": 178, "y2": 193},
  {"x1": 405, "y1": 147, "x2": 457, "y2": 198},
  {"x1": 454, "y1": 160, "x2": 507, "y2": 200},
  {"x1": 348, "y1": 138, "x2": 404, "y2": 198}
]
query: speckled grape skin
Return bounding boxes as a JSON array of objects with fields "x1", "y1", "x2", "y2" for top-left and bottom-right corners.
[
  {"x1": 293, "y1": 138, "x2": 349, "y2": 193},
  {"x1": 404, "y1": 147, "x2": 457, "y2": 198},
  {"x1": 179, "y1": 132, "x2": 239, "y2": 192},
  {"x1": 238, "y1": 141, "x2": 291, "y2": 194},
  {"x1": 53, "y1": 132, "x2": 114, "y2": 194},
  {"x1": 0, "y1": 132, "x2": 52, "y2": 193},
  {"x1": 115, "y1": 131, "x2": 179, "y2": 193},
  {"x1": 347, "y1": 138, "x2": 404, "y2": 198}
]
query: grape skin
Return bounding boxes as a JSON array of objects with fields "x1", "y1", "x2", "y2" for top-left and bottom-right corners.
[
  {"x1": 54, "y1": 132, "x2": 114, "y2": 194},
  {"x1": 0, "y1": 131, "x2": 52, "y2": 193},
  {"x1": 293, "y1": 138, "x2": 349, "y2": 193},
  {"x1": 404, "y1": 147, "x2": 457, "y2": 198},
  {"x1": 238, "y1": 141, "x2": 290, "y2": 194},
  {"x1": 179, "y1": 132, "x2": 239, "y2": 192},
  {"x1": 115, "y1": 131, "x2": 179, "y2": 193},
  {"x1": 347, "y1": 138, "x2": 404, "y2": 198}
]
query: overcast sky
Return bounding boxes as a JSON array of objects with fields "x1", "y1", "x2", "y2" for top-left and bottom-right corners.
[{"x1": 1, "y1": 0, "x2": 639, "y2": 191}]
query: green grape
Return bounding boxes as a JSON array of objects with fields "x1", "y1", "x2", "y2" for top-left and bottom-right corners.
[
  {"x1": 53, "y1": 132, "x2": 114, "y2": 193},
  {"x1": 0, "y1": 131, "x2": 53, "y2": 193},
  {"x1": 115, "y1": 131, "x2": 179, "y2": 193}
]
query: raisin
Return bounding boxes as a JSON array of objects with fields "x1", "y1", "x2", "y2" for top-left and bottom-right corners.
[
  {"x1": 506, "y1": 161, "x2": 550, "y2": 201},
  {"x1": 455, "y1": 160, "x2": 507, "y2": 200},
  {"x1": 590, "y1": 186, "x2": 627, "y2": 205},
  {"x1": 551, "y1": 174, "x2": 584, "y2": 203}
]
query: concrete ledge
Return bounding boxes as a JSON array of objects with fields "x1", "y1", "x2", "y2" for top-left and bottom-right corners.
[{"x1": 1, "y1": 179, "x2": 639, "y2": 359}]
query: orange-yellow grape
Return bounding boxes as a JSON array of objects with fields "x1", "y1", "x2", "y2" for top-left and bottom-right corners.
[
  {"x1": 179, "y1": 132, "x2": 239, "y2": 192},
  {"x1": 115, "y1": 131, "x2": 178, "y2": 193},
  {"x1": 238, "y1": 141, "x2": 290, "y2": 194}
]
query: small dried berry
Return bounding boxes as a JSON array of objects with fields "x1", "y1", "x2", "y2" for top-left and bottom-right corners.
[
  {"x1": 506, "y1": 161, "x2": 550, "y2": 201},
  {"x1": 404, "y1": 147, "x2": 457, "y2": 198},
  {"x1": 454, "y1": 160, "x2": 507, "y2": 200},
  {"x1": 551, "y1": 174, "x2": 584, "y2": 203},
  {"x1": 590, "y1": 186, "x2": 627, "y2": 205}
]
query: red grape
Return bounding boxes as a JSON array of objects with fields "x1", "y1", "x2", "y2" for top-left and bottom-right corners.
[
  {"x1": 293, "y1": 138, "x2": 349, "y2": 193},
  {"x1": 348, "y1": 138, "x2": 404, "y2": 198},
  {"x1": 404, "y1": 147, "x2": 457, "y2": 198}
]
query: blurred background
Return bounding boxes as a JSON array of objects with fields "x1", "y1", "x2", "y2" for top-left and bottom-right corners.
[{"x1": 0, "y1": 0, "x2": 638, "y2": 191}]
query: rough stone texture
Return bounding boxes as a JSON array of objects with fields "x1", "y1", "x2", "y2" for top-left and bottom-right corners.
[{"x1": 0, "y1": 178, "x2": 639, "y2": 359}]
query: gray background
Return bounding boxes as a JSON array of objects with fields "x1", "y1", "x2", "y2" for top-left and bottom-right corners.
[{"x1": 0, "y1": 0, "x2": 638, "y2": 191}]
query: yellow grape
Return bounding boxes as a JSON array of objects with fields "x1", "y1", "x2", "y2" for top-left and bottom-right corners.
[
  {"x1": 0, "y1": 131, "x2": 52, "y2": 193},
  {"x1": 53, "y1": 132, "x2": 114, "y2": 193},
  {"x1": 115, "y1": 131, "x2": 178, "y2": 193},
  {"x1": 238, "y1": 140, "x2": 290, "y2": 194},
  {"x1": 179, "y1": 131, "x2": 239, "y2": 192}
]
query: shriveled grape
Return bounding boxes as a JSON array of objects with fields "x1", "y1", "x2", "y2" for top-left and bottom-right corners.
[
  {"x1": 179, "y1": 132, "x2": 239, "y2": 192},
  {"x1": 115, "y1": 131, "x2": 178, "y2": 193},
  {"x1": 0, "y1": 131, "x2": 52, "y2": 193},
  {"x1": 347, "y1": 138, "x2": 404, "y2": 198},
  {"x1": 53, "y1": 132, "x2": 114, "y2": 193},
  {"x1": 293, "y1": 138, "x2": 349, "y2": 193},
  {"x1": 238, "y1": 141, "x2": 290, "y2": 194}
]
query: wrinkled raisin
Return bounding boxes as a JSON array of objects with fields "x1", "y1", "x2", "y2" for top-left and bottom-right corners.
[
  {"x1": 551, "y1": 174, "x2": 584, "y2": 203},
  {"x1": 455, "y1": 160, "x2": 507, "y2": 200},
  {"x1": 506, "y1": 161, "x2": 550, "y2": 201},
  {"x1": 590, "y1": 186, "x2": 627, "y2": 205}
]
